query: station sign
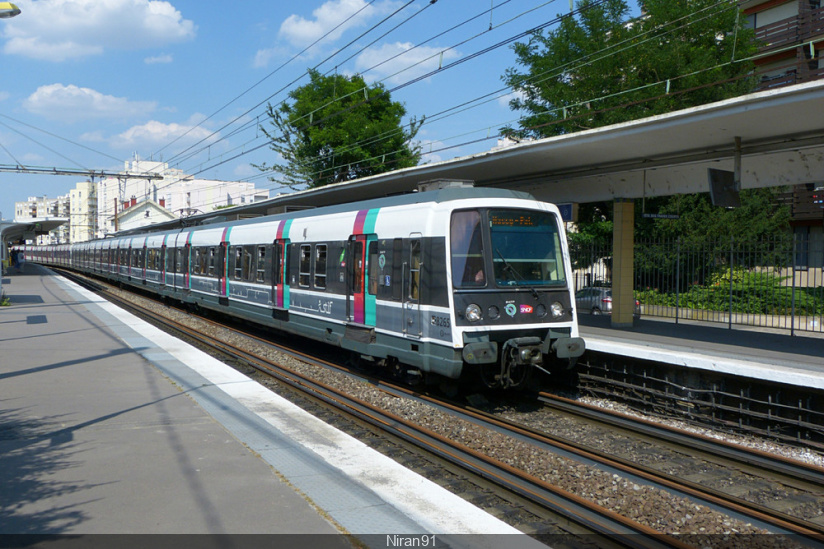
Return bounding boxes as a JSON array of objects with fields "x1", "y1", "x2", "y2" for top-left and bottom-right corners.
[{"x1": 557, "y1": 203, "x2": 578, "y2": 222}]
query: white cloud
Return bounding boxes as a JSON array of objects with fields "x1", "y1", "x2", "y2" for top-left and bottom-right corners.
[
  {"x1": 108, "y1": 119, "x2": 217, "y2": 151},
  {"x1": 256, "y1": 0, "x2": 403, "y2": 66},
  {"x1": 0, "y1": 91, "x2": 9, "y2": 102},
  {"x1": 354, "y1": 42, "x2": 460, "y2": 85},
  {"x1": 145, "y1": 53, "x2": 173, "y2": 64},
  {"x1": 2, "y1": 0, "x2": 196, "y2": 62},
  {"x1": 23, "y1": 84, "x2": 157, "y2": 123},
  {"x1": 279, "y1": 0, "x2": 377, "y2": 48}
]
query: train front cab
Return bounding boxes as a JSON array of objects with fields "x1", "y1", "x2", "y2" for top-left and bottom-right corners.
[{"x1": 448, "y1": 204, "x2": 585, "y2": 389}]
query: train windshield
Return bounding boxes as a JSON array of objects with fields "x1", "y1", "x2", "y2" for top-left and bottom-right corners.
[{"x1": 488, "y1": 209, "x2": 566, "y2": 287}]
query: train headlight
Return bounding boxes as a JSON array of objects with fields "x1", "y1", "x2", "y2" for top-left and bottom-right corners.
[
  {"x1": 550, "y1": 302, "x2": 565, "y2": 319},
  {"x1": 465, "y1": 304, "x2": 483, "y2": 322},
  {"x1": 488, "y1": 305, "x2": 500, "y2": 320}
]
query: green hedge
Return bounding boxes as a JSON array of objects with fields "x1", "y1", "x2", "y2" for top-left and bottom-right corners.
[{"x1": 637, "y1": 268, "x2": 824, "y2": 315}]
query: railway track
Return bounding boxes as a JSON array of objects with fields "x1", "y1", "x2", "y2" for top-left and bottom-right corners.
[{"x1": 59, "y1": 269, "x2": 824, "y2": 548}]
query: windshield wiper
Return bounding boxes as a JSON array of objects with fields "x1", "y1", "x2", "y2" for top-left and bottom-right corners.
[{"x1": 495, "y1": 249, "x2": 539, "y2": 300}]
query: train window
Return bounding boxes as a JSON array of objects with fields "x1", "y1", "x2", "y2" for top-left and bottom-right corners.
[
  {"x1": 367, "y1": 241, "x2": 378, "y2": 295},
  {"x1": 242, "y1": 246, "x2": 254, "y2": 281},
  {"x1": 450, "y1": 210, "x2": 486, "y2": 287},
  {"x1": 193, "y1": 248, "x2": 202, "y2": 275},
  {"x1": 208, "y1": 247, "x2": 216, "y2": 277},
  {"x1": 409, "y1": 239, "x2": 421, "y2": 301},
  {"x1": 232, "y1": 247, "x2": 242, "y2": 279},
  {"x1": 182, "y1": 247, "x2": 190, "y2": 275},
  {"x1": 167, "y1": 248, "x2": 175, "y2": 272},
  {"x1": 352, "y1": 241, "x2": 364, "y2": 294},
  {"x1": 489, "y1": 209, "x2": 566, "y2": 286},
  {"x1": 256, "y1": 246, "x2": 266, "y2": 283},
  {"x1": 392, "y1": 238, "x2": 403, "y2": 301},
  {"x1": 274, "y1": 242, "x2": 284, "y2": 285},
  {"x1": 147, "y1": 249, "x2": 155, "y2": 270},
  {"x1": 299, "y1": 245, "x2": 311, "y2": 287},
  {"x1": 314, "y1": 245, "x2": 327, "y2": 289}
]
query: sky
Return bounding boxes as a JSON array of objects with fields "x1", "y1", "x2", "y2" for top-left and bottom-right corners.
[{"x1": 0, "y1": 0, "x2": 583, "y2": 220}]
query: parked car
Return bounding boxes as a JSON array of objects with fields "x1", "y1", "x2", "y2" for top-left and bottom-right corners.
[{"x1": 575, "y1": 287, "x2": 640, "y2": 316}]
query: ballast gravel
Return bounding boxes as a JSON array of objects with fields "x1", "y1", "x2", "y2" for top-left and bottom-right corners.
[{"x1": 109, "y1": 286, "x2": 821, "y2": 547}]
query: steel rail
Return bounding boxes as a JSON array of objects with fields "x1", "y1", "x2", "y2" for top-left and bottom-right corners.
[
  {"x1": 58, "y1": 270, "x2": 692, "y2": 549},
  {"x1": 538, "y1": 392, "x2": 824, "y2": 489}
]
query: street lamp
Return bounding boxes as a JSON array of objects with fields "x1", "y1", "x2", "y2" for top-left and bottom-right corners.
[{"x1": 0, "y1": 2, "x2": 21, "y2": 19}]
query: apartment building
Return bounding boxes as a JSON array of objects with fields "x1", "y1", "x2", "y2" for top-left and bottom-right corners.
[{"x1": 745, "y1": 0, "x2": 824, "y2": 88}]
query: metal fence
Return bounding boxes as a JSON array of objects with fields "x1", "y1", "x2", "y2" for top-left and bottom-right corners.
[{"x1": 570, "y1": 235, "x2": 824, "y2": 335}]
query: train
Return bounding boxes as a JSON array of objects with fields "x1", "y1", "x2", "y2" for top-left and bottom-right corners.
[{"x1": 22, "y1": 183, "x2": 585, "y2": 390}]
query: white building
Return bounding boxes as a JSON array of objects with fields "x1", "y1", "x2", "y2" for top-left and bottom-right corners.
[
  {"x1": 97, "y1": 160, "x2": 269, "y2": 237},
  {"x1": 69, "y1": 181, "x2": 97, "y2": 243},
  {"x1": 13, "y1": 195, "x2": 70, "y2": 244},
  {"x1": 114, "y1": 198, "x2": 178, "y2": 232}
]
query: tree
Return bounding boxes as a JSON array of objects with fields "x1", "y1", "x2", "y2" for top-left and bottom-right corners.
[
  {"x1": 503, "y1": 0, "x2": 758, "y2": 139},
  {"x1": 504, "y1": 0, "x2": 783, "y2": 248},
  {"x1": 255, "y1": 70, "x2": 423, "y2": 189}
]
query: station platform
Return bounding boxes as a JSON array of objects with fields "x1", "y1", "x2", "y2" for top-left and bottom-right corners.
[
  {"x1": 579, "y1": 314, "x2": 824, "y2": 390},
  {"x1": 0, "y1": 263, "x2": 541, "y2": 548}
]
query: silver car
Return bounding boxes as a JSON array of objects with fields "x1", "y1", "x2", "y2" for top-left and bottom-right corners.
[{"x1": 575, "y1": 287, "x2": 640, "y2": 316}]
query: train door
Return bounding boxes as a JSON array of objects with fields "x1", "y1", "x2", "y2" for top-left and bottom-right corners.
[
  {"x1": 403, "y1": 234, "x2": 422, "y2": 338},
  {"x1": 347, "y1": 235, "x2": 366, "y2": 324},
  {"x1": 346, "y1": 234, "x2": 377, "y2": 325}
]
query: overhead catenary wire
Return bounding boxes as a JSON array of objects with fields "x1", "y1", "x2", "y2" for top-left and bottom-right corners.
[
  {"x1": 203, "y1": 0, "x2": 756, "y2": 195},
  {"x1": 148, "y1": 0, "x2": 751, "y2": 212},
  {"x1": 169, "y1": 0, "x2": 561, "y2": 177},
  {"x1": 6, "y1": 0, "x2": 760, "y2": 220},
  {"x1": 175, "y1": 0, "x2": 580, "y2": 179},
  {"x1": 160, "y1": 0, "x2": 428, "y2": 170}
]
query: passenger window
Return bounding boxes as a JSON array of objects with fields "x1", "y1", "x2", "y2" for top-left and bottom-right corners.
[
  {"x1": 233, "y1": 247, "x2": 242, "y2": 279},
  {"x1": 314, "y1": 244, "x2": 327, "y2": 289},
  {"x1": 208, "y1": 247, "x2": 216, "y2": 277},
  {"x1": 367, "y1": 241, "x2": 378, "y2": 295},
  {"x1": 242, "y1": 246, "x2": 254, "y2": 281},
  {"x1": 256, "y1": 247, "x2": 266, "y2": 282},
  {"x1": 274, "y1": 242, "x2": 284, "y2": 285},
  {"x1": 353, "y1": 241, "x2": 364, "y2": 293},
  {"x1": 299, "y1": 245, "x2": 311, "y2": 287}
]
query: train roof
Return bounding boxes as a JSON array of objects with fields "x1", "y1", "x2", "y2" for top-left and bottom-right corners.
[{"x1": 110, "y1": 184, "x2": 539, "y2": 238}]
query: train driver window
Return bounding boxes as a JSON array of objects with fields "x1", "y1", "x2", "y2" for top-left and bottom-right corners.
[
  {"x1": 450, "y1": 210, "x2": 486, "y2": 287},
  {"x1": 409, "y1": 239, "x2": 421, "y2": 300}
]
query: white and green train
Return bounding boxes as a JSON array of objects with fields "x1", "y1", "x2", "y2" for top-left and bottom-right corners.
[{"x1": 26, "y1": 184, "x2": 585, "y2": 390}]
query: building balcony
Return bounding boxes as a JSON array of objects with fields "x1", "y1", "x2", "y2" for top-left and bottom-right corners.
[
  {"x1": 777, "y1": 185, "x2": 824, "y2": 222},
  {"x1": 754, "y1": 6, "x2": 824, "y2": 54}
]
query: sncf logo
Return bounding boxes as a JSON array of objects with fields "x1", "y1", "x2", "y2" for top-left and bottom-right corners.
[{"x1": 520, "y1": 304, "x2": 533, "y2": 314}]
